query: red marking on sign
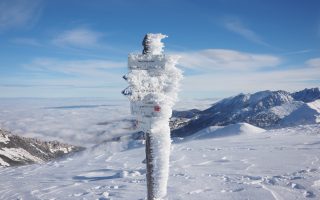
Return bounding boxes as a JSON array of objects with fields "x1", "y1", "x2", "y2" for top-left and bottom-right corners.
[{"x1": 154, "y1": 105, "x2": 161, "y2": 112}]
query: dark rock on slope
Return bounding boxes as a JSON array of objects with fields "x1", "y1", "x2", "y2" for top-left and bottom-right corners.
[{"x1": 292, "y1": 88, "x2": 320, "y2": 103}]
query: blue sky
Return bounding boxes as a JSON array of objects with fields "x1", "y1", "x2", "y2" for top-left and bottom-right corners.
[{"x1": 0, "y1": 0, "x2": 319, "y2": 99}]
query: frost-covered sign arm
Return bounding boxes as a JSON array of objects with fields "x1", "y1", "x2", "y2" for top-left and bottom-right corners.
[{"x1": 122, "y1": 33, "x2": 182, "y2": 200}]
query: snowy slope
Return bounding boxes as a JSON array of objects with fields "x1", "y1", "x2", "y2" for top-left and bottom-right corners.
[
  {"x1": 280, "y1": 100, "x2": 320, "y2": 126},
  {"x1": 0, "y1": 94, "x2": 320, "y2": 199},
  {"x1": 188, "y1": 123, "x2": 265, "y2": 140},
  {"x1": 0, "y1": 124, "x2": 319, "y2": 199}
]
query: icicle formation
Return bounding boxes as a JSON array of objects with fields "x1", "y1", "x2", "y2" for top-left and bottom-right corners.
[{"x1": 124, "y1": 33, "x2": 183, "y2": 199}]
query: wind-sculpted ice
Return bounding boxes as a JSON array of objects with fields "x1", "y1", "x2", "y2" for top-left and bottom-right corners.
[{"x1": 142, "y1": 33, "x2": 168, "y2": 55}]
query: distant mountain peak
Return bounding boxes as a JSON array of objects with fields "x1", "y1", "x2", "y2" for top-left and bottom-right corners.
[
  {"x1": 171, "y1": 88, "x2": 320, "y2": 137},
  {"x1": 292, "y1": 87, "x2": 320, "y2": 103}
]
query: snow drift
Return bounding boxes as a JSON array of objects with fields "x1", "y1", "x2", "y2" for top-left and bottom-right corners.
[{"x1": 189, "y1": 123, "x2": 265, "y2": 140}]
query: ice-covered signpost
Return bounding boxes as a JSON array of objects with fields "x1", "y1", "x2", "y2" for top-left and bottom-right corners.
[{"x1": 122, "y1": 33, "x2": 182, "y2": 200}]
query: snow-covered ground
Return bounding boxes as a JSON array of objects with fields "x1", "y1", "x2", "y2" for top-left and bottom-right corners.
[{"x1": 0, "y1": 98, "x2": 319, "y2": 200}]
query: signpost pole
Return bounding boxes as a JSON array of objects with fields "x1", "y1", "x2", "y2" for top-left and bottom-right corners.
[
  {"x1": 123, "y1": 33, "x2": 182, "y2": 200},
  {"x1": 145, "y1": 131, "x2": 155, "y2": 199}
]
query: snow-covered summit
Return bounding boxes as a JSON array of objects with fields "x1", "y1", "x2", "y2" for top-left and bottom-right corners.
[
  {"x1": 171, "y1": 88, "x2": 320, "y2": 137},
  {"x1": 189, "y1": 123, "x2": 265, "y2": 140},
  {"x1": 214, "y1": 90, "x2": 292, "y2": 113}
]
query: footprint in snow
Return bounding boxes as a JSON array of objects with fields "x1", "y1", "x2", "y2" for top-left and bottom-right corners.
[
  {"x1": 194, "y1": 160, "x2": 212, "y2": 166},
  {"x1": 188, "y1": 188, "x2": 213, "y2": 194},
  {"x1": 99, "y1": 192, "x2": 110, "y2": 200},
  {"x1": 207, "y1": 147, "x2": 222, "y2": 151},
  {"x1": 96, "y1": 191, "x2": 116, "y2": 200},
  {"x1": 109, "y1": 185, "x2": 126, "y2": 189},
  {"x1": 221, "y1": 188, "x2": 244, "y2": 193},
  {"x1": 312, "y1": 179, "x2": 320, "y2": 188},
  {"x1": 307, "y1": 168, "x2": 318, "y2": 172},
  {"x1": 242, "y1": 175, "x2": 262, "y2": 181},
  {"x1": 71, "y1": 191, "x2": 90, "y2": 197},
  {"x1": 215, "y1": 156, "x2": 230, "y2": 163},
  {"x1": 304, "y1": 190, "x2": 315, "y2": 198},
  {"x1": 73, "y1": 171, "x2": 121, "y2": 182},
  {"x1": 287, "y1": 182, "x2": 305, "y2": 189}
]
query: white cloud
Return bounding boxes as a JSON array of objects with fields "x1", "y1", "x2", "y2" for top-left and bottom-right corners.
[
  {"x1": 177, "y1": 49, "x2": 281, "y2": 71},
  {"x1": 306, "y1": 57, "x2": 320, "y2": 68},
  {"x1": 52, "y1": 28, "x2": 104, "y2": 48},
  {"x1": 7, "y1": 50, "x2": 157, "y2": 98},
  {"x1": 180, "y1": 57, "x2": 320, "y2": 98},
  {"x1": 0, "y1": 98, "x2": 131, "y2": 147},
  {"x1": 4, "y1": 52, "x2": 318, "y2": 99},
  {"x1": 25, "y1": 58, "x2": 126, "y2": 77},
  {"x1": 224, "y1": 18, "x2": 270, "y2": 47},
  {"x1": 0, "y1": 0, "x2": 42, "y2": 31},
  {"x1": 9, "y1": 58, "x2": 128, "y2": 98}
]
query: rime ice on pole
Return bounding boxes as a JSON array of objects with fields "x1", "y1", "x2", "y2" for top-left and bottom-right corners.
[{"x1": 122, "y1": 33, "x2": 183, "y2": 199}]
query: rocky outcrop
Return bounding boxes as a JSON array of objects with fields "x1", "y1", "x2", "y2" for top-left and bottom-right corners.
[{"x1": 0, "y1": 129, "x2": 84, "y2": 167}]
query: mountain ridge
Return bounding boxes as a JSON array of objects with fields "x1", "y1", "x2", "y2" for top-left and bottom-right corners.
[
  {"x1": 0, "y1": 129, "x2": 84, "y2": 167},
  {"x1": 171, "y1": 88, "x2": 320, "y2": 137}
]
